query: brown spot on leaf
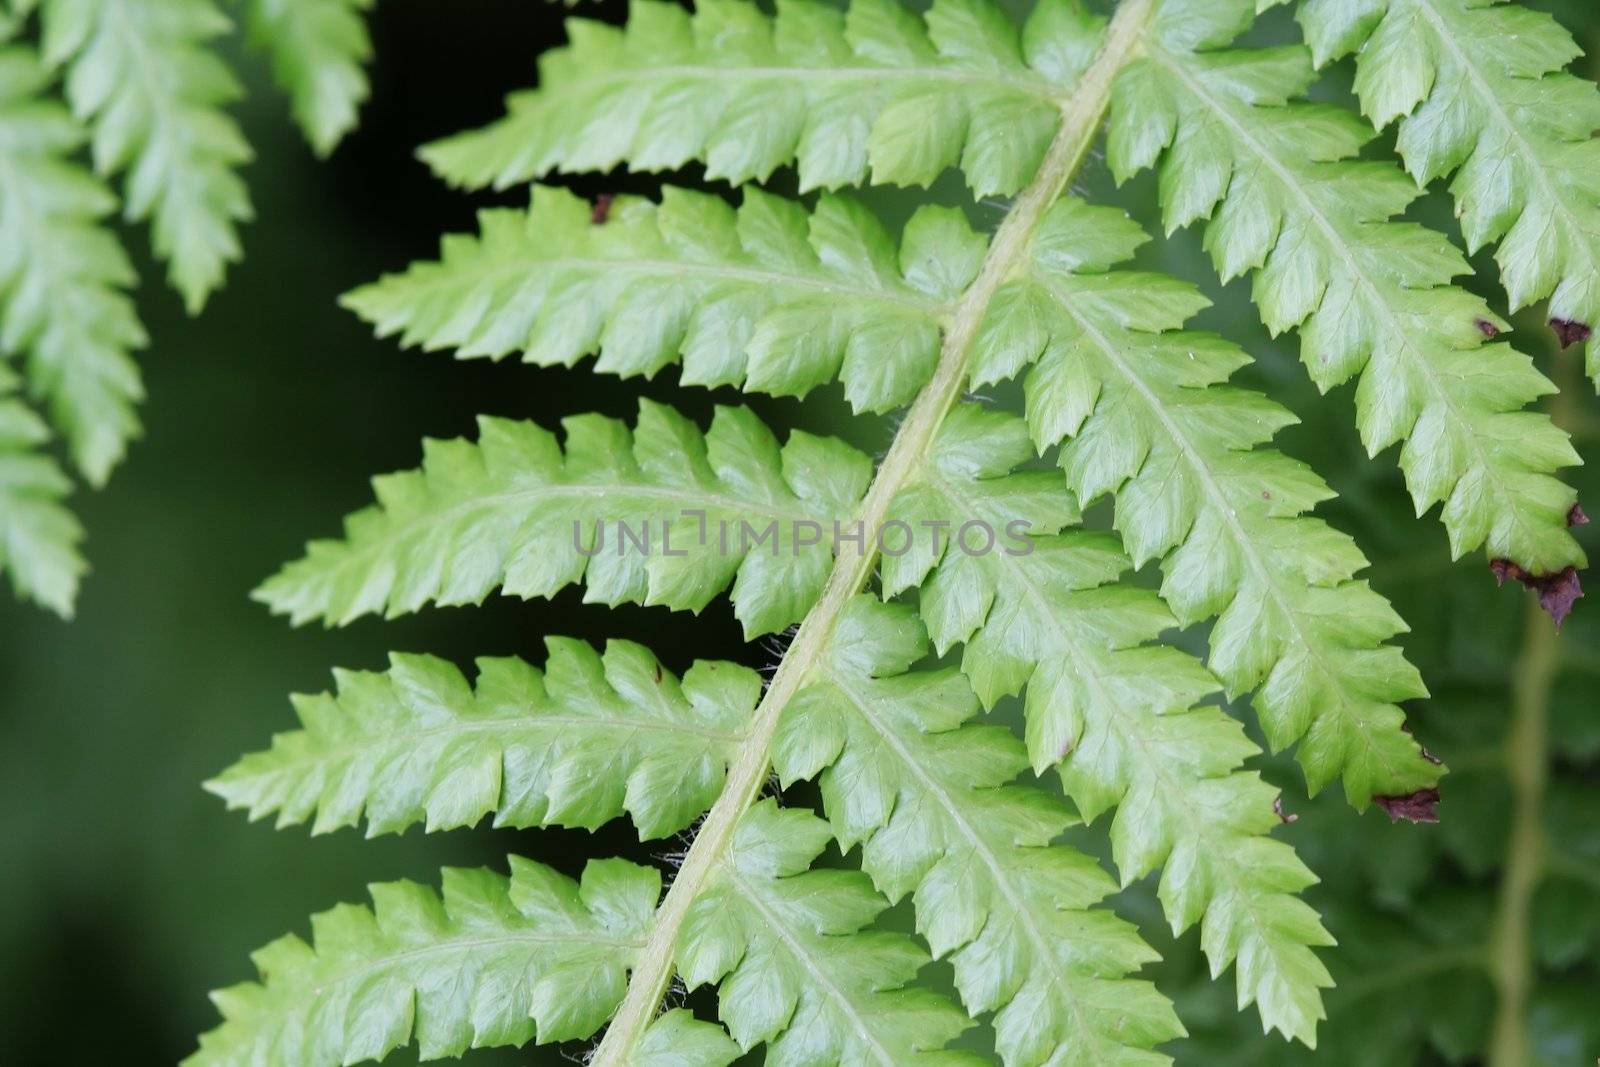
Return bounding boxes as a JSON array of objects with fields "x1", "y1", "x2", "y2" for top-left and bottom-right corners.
[
  {"x1": 1569, "y1": 504, "x2": 1590, "y2": 528},
  {"x1": 1551, "y1": 318, "x2": 1592, "y2": 348},
  {"x1": 1273, "y1": 796, "x2": 1298, "y2": 824},
  {"x1": 1375, "y1": 788, "x2": 1440, "y2": 823},
  {"x1": 1475, "y1": 318, "x2": 1500, "y2": 339},
  {"x1": 1491, "y1": 560, "x2": 1584, "y2": 629},
  {"x1": 591, "y1": 194, "x2": 614, "y2": 225}
]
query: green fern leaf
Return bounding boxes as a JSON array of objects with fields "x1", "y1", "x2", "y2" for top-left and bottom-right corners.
[
  {"x1": 42, "y1": 0, "x2": 252, "y2": 312},
  {"x1": 1108, "y1": 0, "x2": 1585, "y2": 579},
  {"x1": 887, "y1": 405, "x2": 1335, "y2": 1043},
  {"x1": 207, "y1": 643, "x2": 762, "y2": 839},
  {"x1": 0, "y1": 44, "x2": 144, "y2": 485},
  {"x1": 343, "y1": 184, "x2": 977, "y2": 413},
  {"x1": 420, "y1": 0, "x2": 1109, "y2": 199},
  {"x1": 630, "y1": 1009, "x2": 742, "y2": 1067},
  {"x1": 255, "y1": 400, "x2": 872, "y2": 636},
  {"x1": 678, "y1": 798, "x2": 982, "y2": 1063},
  {"x1": 214, "y1": 1, "x2": 1378, "y2": 1059},
  {"x1": 351, "y1": 178, "x2": 1442, "y2": 807},
  {"x1": 0, "y1": 365, "x2": 84, "y2": 616},
  {"x1": 774, "y1": 595, "x2": 1183, "y2": 1065},
  {"x1": 245, "y1": 0, "x2": 374, "y2": 156},
  {"x1": 1294, "y1": 0, "x2": 1600, "y2": 383},
  {"x1": 186, "y1": 857, "x2": 666, "y2": 1067},
  {"x1": 974, "y1": 196, "x2": 1441, "y2": 806}
]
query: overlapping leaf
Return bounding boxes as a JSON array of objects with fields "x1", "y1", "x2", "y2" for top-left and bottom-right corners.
[
  {"x1": 208, "y1": 642, "x2": 762, "y2": 839},
  {"x1": 1169, "y1": 563, "x2": 1600, "y2": 1062},
  {"x1": 973, "y1": 196, "x2": 1440, "y2": 806},
  {"x1": 887, "y1": 405, "x2": 1334, "y2": 1044},
  {"x1": 0, "y1": 366, "x2": 83, "y2": 616},
  {"x1": 344, "y1": 184, "x2": 980, "y2": 413},
  {"x1": 774, "y1": 596, "x2": 1183, "y2": 1066},
  {"x1": 1109, "y1": 0, "x2": 1585, "y2": 581},
  {"x1": 246, "y1": 0, "x2": 374, "y2": 155},
  {"x1": 422, "y1": 0, "x2": 1110, "y2": 198},
  {"x1": 1294, "y1": 0, "x2": 1600, "y2": 384},
  {"x1": 0, "y1": 43, "x2": 144, "y2": 485},
  {"x1": 256, "y1": 400, "x2": 872, "y2": 636},
  {"x1": 186, "y1": 857, "x2": 673, "y2": 1067},
  {"x1": 678, "y1": 799, "x2": 983, "y2": 1064},
  {"x1": 42, "y1": 0, "x2": 252, "y2": 311}
]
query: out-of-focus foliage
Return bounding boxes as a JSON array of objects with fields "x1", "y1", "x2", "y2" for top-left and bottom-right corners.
[{"x1": 0, "y1": 0, "x2": 376, "y2": 615}]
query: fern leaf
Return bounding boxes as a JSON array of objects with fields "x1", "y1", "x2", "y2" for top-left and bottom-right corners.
[
  {"x1": 245, "y1": 0, "x2": 374, "y2": 156},
  {"x1": 1108, "y1": 0, "x2": 1585, "y2": 581},
  {"x1": 974, "y1": 197, "x2": 1440, "y2": 806},
  {"x1": 773, "y1": 595, "x2": 1184, "y2": 1066},
  {"x1": 0, "y1": 44, "x2": 145, "y2": 484},
  {"x1": 186, "y1": 857, "x2": 665, "y2": 1067},
  {"x1": 887, "y1": 405, "x2": 1335, "y2": 1043},
  {"x1": 420, "y1": 0, "x2": 1110, "y2": 198},
  {"x1": 255, "y1": 400, "x2": 872, "y2": 635},
  {"x1": 343, "y1": 184, "x2": 979, "y2": 414},
  {"x1": 678, "y1": 799, "x2": 982, "y2": 1063},
  {"x1": 42, "y1": 0, "x2": 253, "y2": 311},
  {"x1": 0, "y1": 366, "x2": 84, "y2": 616},
  {"x1": 207, "y1": 643, "x2": 762, "y2": 839},
  {"x1": 350, "y1": 174, "x2": 1443, "y2": 806},
  {"x1": 1294, "y1": 0, "x2": 1600, "y2": 383}
]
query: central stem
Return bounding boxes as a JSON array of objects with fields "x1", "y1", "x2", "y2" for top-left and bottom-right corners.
[
  {"x1": 588, "y1": 2, "x2": 1156, "y2": 1058},
  {"x1": 1486, "y1": 348, "x2": 1578, "y2": 1066}
]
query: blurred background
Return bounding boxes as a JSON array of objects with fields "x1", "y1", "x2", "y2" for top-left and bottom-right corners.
[{"x1": 0, "y1": 1, "x2": 1595, "y2": 1064}]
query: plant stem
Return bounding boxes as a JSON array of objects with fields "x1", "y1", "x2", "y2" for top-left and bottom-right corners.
[
  {"x1": 1486, "y1": 349, "x2": 1579, "y2": 1066},
  {"x1": 587, "y1": 1, "x2": 1156, "y2": 1058}
]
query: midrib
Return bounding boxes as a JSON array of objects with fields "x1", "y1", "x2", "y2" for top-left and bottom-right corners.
[
  {"x1": 435, "y1": 254, "x2": 943, "y2": 316},
  {"x1": 586, "y1": 0, "x2": 1158, "y2": 1060},
  {"x1": 552, "y1": 62, "x2": 1061, "y2": 103}
]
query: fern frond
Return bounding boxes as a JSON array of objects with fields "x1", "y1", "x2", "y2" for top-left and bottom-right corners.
[
  {"x1": 207, "y1": 644, "x2": 762, "y2": 840},
  {"x1": 255, "y1": 400, "x2": 872, "y2": 636},
  {"x1": 774, "y1": 595, "x2": 1184, "y2": 1065},
  {"x1": 678, "y1": 799, "x2": 982, "y2": 1063},
  {"x1": 343, "y1": 184, "x2": 976, "y2": 414},
  {"x1": 186, "y1": 857, "x2": 673, "y2": 1067},
  {"x1": 352, "y1": 177, "x2": 1444, "y2": 807},
  {"x1": 42, "y1": 0, "x2": 252, "y2": 311},
  {"x1": 245, "y1": 0, "x2": 374, "y2": 156},
  {"x1": 1108, "y1": 0, "x2": 1585, "y2": 582},
  {"x1": 1293, "y1": 0, "x2": 1600, "y2": 383},
  {"x1": 0, "y1": 43, "x2": 144, "y2": 485},
  {"x1": 421, "y1": 0, "x2": 1110, "y2": 198},
  {"x1": 0, "y1": 366, "x2": 84, "y2": 616},
  {"x1": 974, "y1": 197, "x2": 1441, "y2": 806},
  {"x1": 217, "y1": 2, "x2": 1355, "y2": 1061},
  {"x1": 887, "y1": 405, "x2": 1335, "y2": 1043}
]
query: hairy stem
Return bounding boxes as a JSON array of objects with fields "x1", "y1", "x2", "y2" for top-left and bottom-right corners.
[
  {"x1": 1486, "y1": 349, "x2": 1578, "y2": 1065},
  {"x1": 587, "y1": 0, "x2": 1156, "y2": 1058}
]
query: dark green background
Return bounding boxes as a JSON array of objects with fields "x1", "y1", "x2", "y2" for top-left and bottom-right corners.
[{"x1": 1, "y1": 2, "x2": 1596, "y2": 1064}]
